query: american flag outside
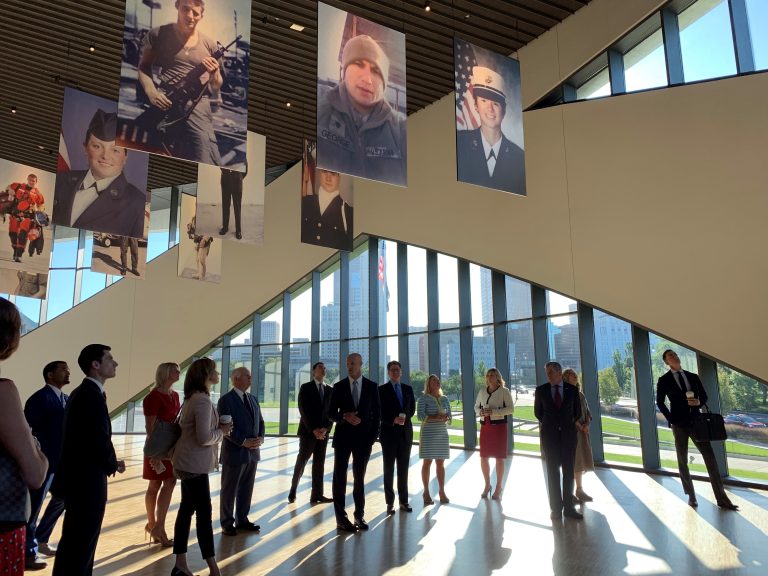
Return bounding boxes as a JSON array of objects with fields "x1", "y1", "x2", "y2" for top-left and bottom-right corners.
[{"x1": 454, "y1": 37, "x2": 481, "y2": 130}]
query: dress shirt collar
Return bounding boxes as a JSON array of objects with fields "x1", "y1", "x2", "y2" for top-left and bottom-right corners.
[
  {"x1": 314, "y1": 379, "x2": 324, "y2": 387},
  {"x1": 317, "y1": 185, "x2": 340, "y2": 215},
  {"x1": 46, "y1": 383, "x2": 64, "y2": 399},
  {"x1": 233, "y1": 387, "x2": 245, "y2": 401},
  {"x1": 480, "y1": 132, "x2": 502, "y2": 160},
  {"x1": 85, "y1": 376, "x2": 105, "y2": 394},
  {"x1": 81, "y1": 170, "x2": 120, "y2": 194}
]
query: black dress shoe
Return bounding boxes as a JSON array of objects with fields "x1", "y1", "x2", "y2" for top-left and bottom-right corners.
[
  {"x1": 718, "y1": 501, "x2": 739, "y2": 511},
  {"x1": 354, "y1": 516, "x2": 369, "y2": 530},
  {"x1": 310, "y1": 495, "x2": 334, "y2": 503},
  {"x1": 131, "y1": 268, "x2": 140, "y2": 276},
  {"x1": 336, "y1": 518, "x2": 358, "y2": 532},
  {"x1": 688, "y1": 497, "x2": 699, "y2": 508},
  {"x1": 386, "y1": 505, "x2": 395, "y2": 515},
  {"x1": 25, "y1": 557, "x2": 47, "y2": 571},
  {"x1": 288, "y1": 493, "x2": 296, "y2": 503},
  {"x1": 563, "y1": 508, "x2": 584, "y2": 520},
  {"x1": 221, "y1": 526, "x2": 237, "y2": 536},
  {"x1": 399, "y1": 503, "x2": 413, "y2": 512},
  {"x1": 219, "y1": 227, "x2": 228, "y2": 235},
  {"x1": 236, "y1": 522, "x2": 261, "y2": 532},
  {"x1": 235, "y1": 231, "x2": 242, "y2": 240}
]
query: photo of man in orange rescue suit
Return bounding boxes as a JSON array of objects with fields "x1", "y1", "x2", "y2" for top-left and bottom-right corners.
[{"x1": 4, "y1": 174, "x2": 47, "y2": 263}]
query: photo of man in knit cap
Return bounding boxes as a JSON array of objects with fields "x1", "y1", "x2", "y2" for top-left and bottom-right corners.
[{"x1": 316, "y1": 3, "x2": 407, "y2": 187}]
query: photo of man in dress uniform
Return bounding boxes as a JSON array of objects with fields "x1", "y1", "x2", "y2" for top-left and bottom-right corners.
[
  {"x1": 316, "y1": 3, "x2": 407, "y2": 187},
  {"x1": 117, "y1": 0, "x2": 251, "y2": 169},
  {"x1": 454, "y1": 38, "x2": 526, "y2": 196}
]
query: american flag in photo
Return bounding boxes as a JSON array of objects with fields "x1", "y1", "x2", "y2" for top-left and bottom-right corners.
[{"x1": 454, "y1": 38, "x2": 480, "y2": 130}]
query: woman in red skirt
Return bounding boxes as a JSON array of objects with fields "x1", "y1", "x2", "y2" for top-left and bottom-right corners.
[
  {"x1": 475, "y1": 368, "x2": 514, "y2": 500},
  {"x1": 143, "y1": 362, "x2": 181, "y2": 547}
]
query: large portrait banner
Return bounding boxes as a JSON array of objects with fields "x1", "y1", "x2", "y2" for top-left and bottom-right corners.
[
  {"x1": 301, "y1": 139, "x2": 353, "y2": 251},
  {"x1": 454, "y1": 38, "x2": 526, "y2": 196},
  {"x1": 195, "y1": 131, "x2": 266, "y2": 244},
  {"x1": 52, "y1": 88, "x2": 151, "y2": 239},
  {"x1": 0, "y1": 158, "x2": 55, "y2": 299},
  {"x1": 316, "y1": 2, "x2": 407, "y2": 187},
  {"x1": 117, "y1": 0, "x2": 252, "y2": 169},
  {"x1": 178, "y1": 191, "x2": 222, "y2": 283}
]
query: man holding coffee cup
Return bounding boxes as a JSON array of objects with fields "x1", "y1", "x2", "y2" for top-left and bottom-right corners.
[
  {"x1": 217, "y1": 367, "x2": 265, "y2": 535},
  {"x1": 379, "y1": 360, "x2": 416, "y2": 515},
  {"x1": 656, "y1": 349, "x2": 738, "y2": 510}
]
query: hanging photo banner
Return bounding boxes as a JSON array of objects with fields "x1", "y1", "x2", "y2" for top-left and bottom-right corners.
[
  {"x1": 90, "y1": 213, "x2": 150, "y2": 279},
  {"x1": 454, "y1": 38, "x2": 526, "y2": 196},
  {"x1": 301, "y1": 139, "x2": 353, "y2": 251},
  {"x1": 52, "y1": 88, "x2": 151, "y2": 239},
  {"x1": 117, "y1": 0, "x2": 252, "y2": 170},
  {"x1": 195, "y1": 131, "x2": 266, "y2": 244},
  {"x1": 316, "y1": 2, "x2": 407, "y2": 187},
  {"x1": 0, "y1": 158, "x2": 55, "y2": 277},
  {"x1": 178, "y1": 191, "x2": 222, "y2": 283}
]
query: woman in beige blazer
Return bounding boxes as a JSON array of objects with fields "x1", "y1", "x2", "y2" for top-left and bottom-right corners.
[{"x1": 170, "y1": 358, "x2": 232, "y2": 576}]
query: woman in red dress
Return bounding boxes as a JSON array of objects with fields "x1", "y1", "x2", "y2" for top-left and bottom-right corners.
[{"x1": 143, "y1": 362, "x2": 181, "y2": 547}]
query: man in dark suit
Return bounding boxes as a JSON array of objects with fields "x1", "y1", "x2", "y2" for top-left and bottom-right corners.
[
  {"x1": 23, "y1": 361, "x2": 71, "y2": 570},
  {"x1": 378, "y1": 360, "x2": 416, "y2": 514},
  {"x1": 534, "y1": 361, "x2": 582, "y2": 520},
  {"x1": 52, "y1": 108, "x2": 146, "y2": 238},
  {"x1": 52, "y1": 344, "x2": 125, "y2": 576},
  {"x1": 220, "y1": 167, "x2": 245, "y2": 240},
  {"x1": 288, "y1": 362, "x2": 334, "y2": 504},
  {"x1": 456, "y1": 66, "x2": 526, "y2": 195},
  {"x1": 217, "y1": 367, "x2": 265, "y2": 535},
  {"x1": 301, "y1": 169, "x2": 353, "y2": 251},
  {"x1": 656, "y1": 349, "x2": 738, "y2": 510},
  {"x1": 329, "y1": 353, "x2": 380, "y2": 532}
]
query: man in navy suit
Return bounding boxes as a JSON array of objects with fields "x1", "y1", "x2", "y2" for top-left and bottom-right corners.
[
  {"x1": 217, "y1": 367, "x2": 265, "y2": 535},
  {"x1": 379, "y1": 360, "x2": 416, "y2": 514},
  {"x1": 456, "y1": 66, "x2": 526, "y2": 195},
  {"x1": 329, "y1": 353, "x2": 380, "y2": 532},
  {"x1": 534, "y1": 361, "x2": 582, "y2": 520},
  {"x1": 52, "y1": 344, "x2": 126, "y2": 576},
  {"x1": 288, "y1": 362, "x2": 334, "y2": 504},
  {"x1": 52, "y1": 109, "x2": 146, "y2": 238},
  {"x1": 23, "y1": 361, "x2": 71, "y2": 570},
  {"x1": 656, "y1": 349, "x2": 738, "y2": 510}
]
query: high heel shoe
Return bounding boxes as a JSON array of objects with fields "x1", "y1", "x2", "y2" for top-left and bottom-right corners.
[
  {"x1": 170, "y1": 567, "x2": 194, "y2": 576},
  {"x1": 144, "y1": 522, "x2": 154, "y2": 543},
  {"x1": 480, "y1": 486, "x2": 491, "y2": 498},
  {"x1": 423, "y1": 493, "x2": 434, "y2": 506},
  {"x1": 150, "y1": 527, "x2": 174, "y2": 548},
  {"x1": 491, "y1": 490, "x2": 503, "y2": 500}
]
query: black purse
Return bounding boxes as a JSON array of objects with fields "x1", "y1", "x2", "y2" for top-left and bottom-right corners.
[
  {"x1": 143, "y1": 406, "x2": 183, "y2": 459},
  {"x1": 689, "y1": 404, "x2": 727, "y2": 442}
]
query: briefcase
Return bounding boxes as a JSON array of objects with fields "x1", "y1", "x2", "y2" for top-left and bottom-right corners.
[
  {"x1": 690, "y1": 405, "x2": 727, "y2": 442},
  {"x1": 144, "y1": 418, "x2": 182, "y2": 459}
]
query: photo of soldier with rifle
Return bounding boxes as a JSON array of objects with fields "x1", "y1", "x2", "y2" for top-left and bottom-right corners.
[{"x1": 117, "y1": 0, "x2": 251, "y2": 169}]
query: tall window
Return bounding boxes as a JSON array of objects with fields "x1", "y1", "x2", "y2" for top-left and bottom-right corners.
[
  {"x1": 547, "y1": 292, "x2": 581, "y2": 374},
  {"x1": 624, "y1": 27, "x2": 668, "y2": 92},
  {"x1": 319, "y1": 262, "x2": 341, "y2": 379},
  {"x1": 678, "y1": 0, "x2": 737, "y2": 82},
  {"x1": 348, "y1": 243, "x2": 369, "y2": 338}
]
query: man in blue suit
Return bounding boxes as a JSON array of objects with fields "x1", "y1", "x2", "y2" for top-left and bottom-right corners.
[
  {"x1": 217, "y1": 367, "x2": 265, "y2": 536},
  {"x1": 23, "y1": 361, "x2": 71, "y2": 570}
]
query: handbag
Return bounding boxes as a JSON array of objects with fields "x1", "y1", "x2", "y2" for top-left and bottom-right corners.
[
  {"x1": 0, "y1": 445, "x2": 31, "y2": 522},
  {"x1": 143, "y1": 406, "x2": 183, "y2": 459},
  {"x1": 689, "y1": 404, "x2": 727, "y2": 442}
]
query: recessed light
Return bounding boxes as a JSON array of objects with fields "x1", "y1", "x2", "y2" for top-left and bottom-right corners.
[
  {"x1": 89, "y1": 44, "x2": 96, "y2": 52},
  {"x1": 465, "y1": 14, "x2": 470, "y2": 19},
  {"x1": 290, "y1": 23, "x2": 304, "y2": 32},
  {"x1": 11, "y1": 106, "x2": 16, "y2": 114},
  {"x1": 286, "y1": 102, "x2": 292, "y2": 107},
  {"x1": 424, "y1": 1, "x2": 431, "y2": 12},
  {"x1": 37, "y1": 145, "x2": 45, "y2": 150}
]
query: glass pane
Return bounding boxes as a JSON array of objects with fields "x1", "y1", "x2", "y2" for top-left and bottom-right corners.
[
  {"x1": 593, "y1": 311, "x2": 639, "y2": 466},
  {"x1": 379, "y1": 335, "x2": 399, "y2": 384},
  {"x1": 348, "y1": 244, "x2": 369, "y2": 338},
  {"x1": 546, "y1": 290, "x2": 577, "y2": 316},
  {"x1": 576, "y1": 67, "x2": 611, "y2": 100},
  {"x1": 205, "y1": 348, "x2": 224, "y2": 402},
  {"x1": 438, "y1": 329, "x2": 463, "y2": 446},
  {"x1": 228, "y1": 346, "x2": 252, "y2": 375},
  {"x1": 261, "y1": 305, "x2": 282, "y2": 345},
  {"x1": 718, "y1": 365, "x2": 768, "y2": 483},
  {"x1": 408, "y1": 333, "x2": 429, "y2": 392},
  {"x1": 319, "y1": 342, "x2": 340, "y2": 384},
  {"x1": 679, "y1": 0, "x2": 737, "y2": 82},
  {"x1": 231, "y1": 323, "x2": 253, "y2": 345},
  {"x1": 50, "y1": 226, "x2": 79, "y2": 268},
  {"x1": 80, "y1": 269, "x2": 106, "y2": 302},
  {"x1": 407, "y1": 245, "x2": 427, "y2": 331},
  {"x1": 148, "y1": 191, "x2": 171, "y2": 261},
  {"x1": 746, "y1": 0, "x2": 768, "y2": 70},
  {"x1": 470, "y1": 264, "x2": 493, "y2": 327},
  {"x1": 290, "y1": 284, "x2": 312, "y2": 342},
  {"x1": 46, "y1": 269, "x2": 76, "y2": 321},
  {"x1": 473, "y1": 325, "x2": 495, "y2": 384},
  {"x1": 258, "y1": 345, "x2": 281, "y2": 433},
  {"x1": 82, "y1": 233, "x2": 93, "y2": 267},
  {"x1": 14, "y1": 297, "x2": 41, "y2": 334},
  {"x1": 348, "y1": 338, "x2": 371, "y2": 379},
  {"x1": 624, "y1": 28, "x2": 668, "y2": 92},
  {"x1": 506, "y1": 276, "x2": 532, "y2": 320},
  {"x1": 287, "y1": 343, "x2": 311, "y2": 430},
  {"x1": 319, "y1": 263, "x2": 340, "y2": 342},
  {"x1": 377, "y1": 240, "x2": 398, "y2": 336},
  {"x1": 508, "y1": 320, "x2": 538, "y2": 452},
  {"x1": 548, "y1": 313, "x2": 581, "y2": 374},
  {"x1": 648, "y1": 334, "x2": 698, "y2": 383},
  {"x1": 437, "y1": 253, "x2": 459, "y2": 328}
]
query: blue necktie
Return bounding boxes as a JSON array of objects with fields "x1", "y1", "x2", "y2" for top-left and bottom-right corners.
[{"x1": 394, "y1": 383, "x2": 403, "y2": 408}]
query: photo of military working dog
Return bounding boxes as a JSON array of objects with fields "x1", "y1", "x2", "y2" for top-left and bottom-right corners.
[{"x1": 117, "y1": 0, "x2": 251, "y2": 169}]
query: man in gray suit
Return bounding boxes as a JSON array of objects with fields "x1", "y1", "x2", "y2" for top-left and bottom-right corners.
[{"x1": 217, "y1": 367, "x2": 264, "y2": 536}]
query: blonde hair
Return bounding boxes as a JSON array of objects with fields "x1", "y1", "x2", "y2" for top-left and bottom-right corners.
[
  {"x1": 485, "y1": 368, "x2": 506, "y2": 388},
  {"x1": 562, "y1": 368, "x2": 581, "y2": 390},
  {"x1": 154, "y1": 362, "x2": 179, "y2": 389},
  {"x1": 423, "y1": 374, "x2": 443, "y2": 397}
]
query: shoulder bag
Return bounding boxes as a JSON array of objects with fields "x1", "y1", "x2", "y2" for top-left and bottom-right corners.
[
  {"x1": 144, "y1": 404, "x2": 183, "y2": 459},
  {"x1": 690, "y1": 403, "x2": 727, "y2": 442}
]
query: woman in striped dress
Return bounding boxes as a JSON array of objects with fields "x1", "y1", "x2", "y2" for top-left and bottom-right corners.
[{"x1": 417, "y1": 374, "x2": 451, "y2": 505}]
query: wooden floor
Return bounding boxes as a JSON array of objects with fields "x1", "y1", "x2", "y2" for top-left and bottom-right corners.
[{"x1": 30, "y1": 435, "x2": 768, "y2": 576}]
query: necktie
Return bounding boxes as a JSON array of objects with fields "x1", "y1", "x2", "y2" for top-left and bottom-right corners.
[
  {"x1": 352, "y1": 380, "x2": 359, "y2": 409},
  {"x1": 70, "y1": 183, "x2": 99, "y2": 225},
  {"x1": 487, "y1": 149, "x2": 497, "y2": 177},
  {"x1": 243, "y1": 393, "x2": 254, "y2": 419},
  {"x1": 394, "y1": 383, "x2": 403, "y2": 408},
  {"x1": 554, "y1": 385, "x2": 562, "y2": 409},
  {"x1": 678, "y1": 372, "x2": 690, "y2": 392},
  {"x1": 61, "y1": 394, "x2": 67, "y2": 408},
  {"x1": 317, "y1": 382, "x2": 323, "y2": 401}
]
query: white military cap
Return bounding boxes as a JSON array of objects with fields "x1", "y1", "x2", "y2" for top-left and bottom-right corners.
[{"x1": 471, "y1": 66, "x2": 506, "y2": 103}]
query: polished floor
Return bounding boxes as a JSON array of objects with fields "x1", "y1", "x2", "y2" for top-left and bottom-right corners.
[{"x1": 30, "y1": 435, "x2": 768, "y2": 575}]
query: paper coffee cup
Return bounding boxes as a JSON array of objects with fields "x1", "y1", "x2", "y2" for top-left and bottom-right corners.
[
  {"x1": 219, "y1": 415, "x2": 233, "y2": 424},
  {"x1": 685, "y1": 391, "x2": 694, "y2": 399}
]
